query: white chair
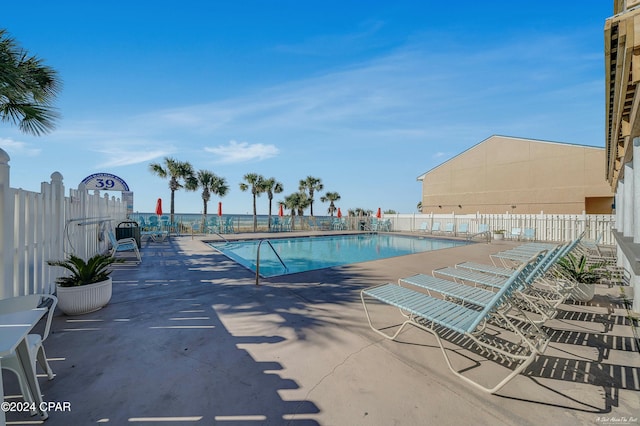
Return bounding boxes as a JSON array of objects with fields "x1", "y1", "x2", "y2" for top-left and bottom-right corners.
[
  {"x1": 457, "y1": 223, "x2": 469, "y2": 236},
  {"x1": 108, "y1": 230, "x2": 141, "y2": 262},
  {"x1": 0, "y1": 294, "x2": 58, "y2": 404},
  {"x1": 509, "y1": 227, "x2": 522, "y2": 240},
  {"x1": 430, "y1": 222, "x2": 441, "y2": 234}
]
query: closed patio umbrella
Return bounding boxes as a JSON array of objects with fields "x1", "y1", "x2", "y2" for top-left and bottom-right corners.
[
  {"x1": 218, "y1": 202, "x2": 222, "y2": 217},
  {"x1": 278, "y1": 204, "x2": 284, "y2": 217},
  {"x1": 155, "y1": 198, "x2": 162, "y2": 216},
  {"x1": 337, "y1": 208, "x2": 342, "y2": 218},
  {"x1": 376, "y1": 207, "x2": 381, "y2": 218}
]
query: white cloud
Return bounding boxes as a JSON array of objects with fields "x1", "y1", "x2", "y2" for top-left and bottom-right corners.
[
  {"x1": 204, "y1": 140, "x2": 279, "y2": 164},
  {"x1": 0, "y1": 138, "x2": 41, "y2": 157},
  {"x1": 94, "y1": 143, "x2": 174, "y2": 168}
]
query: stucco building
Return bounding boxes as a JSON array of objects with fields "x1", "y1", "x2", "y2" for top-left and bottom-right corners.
[
  {"x1": 417, "y1": 135, "x2": 614, "y2": 215},
  {"x1": 605, "y1": 0, "x2": 640, "y2": 311}
]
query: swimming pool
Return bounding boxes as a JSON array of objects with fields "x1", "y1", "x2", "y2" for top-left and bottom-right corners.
[{"x1": 208, "y1": 234, "x2": 470, "y2": 277}]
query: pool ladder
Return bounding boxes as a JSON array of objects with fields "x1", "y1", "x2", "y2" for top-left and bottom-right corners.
[{"x1": 255, "y1": 239, "x2": 288, "y2": 285}]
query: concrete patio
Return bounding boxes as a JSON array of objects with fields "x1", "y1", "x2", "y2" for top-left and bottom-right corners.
[{"x1": 4, "y1": 232, "x2": 639, "y2": 425}]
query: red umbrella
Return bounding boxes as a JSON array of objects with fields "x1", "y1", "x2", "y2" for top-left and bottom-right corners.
[
  {"x1": 155, "y1": 198, "x2": 163, "y2": 216},
  {"x1": 278, "y1": 204, "x2": 284, "y2": 217},
  {"x1": 337, "y1": 208, "x2": 342, "y2": 218},
  {"x1": 376, "y1": 207, "x2": 381, "y2": 218},
  {"x1": 218, "y1": 202, "x2": 222, "y2": 217}
]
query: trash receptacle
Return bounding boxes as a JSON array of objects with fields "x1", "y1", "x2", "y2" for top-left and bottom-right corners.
[{"x1": 116, "y1": 220, "x2": 141, "y2": 248}]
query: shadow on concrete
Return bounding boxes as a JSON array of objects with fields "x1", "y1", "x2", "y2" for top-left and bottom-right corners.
[{"x1": 6, "y1": 237, "x2": 326, "y2": 425}]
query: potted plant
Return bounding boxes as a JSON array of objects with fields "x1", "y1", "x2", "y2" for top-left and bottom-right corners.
[
  {"x1": 556, "y1": 253, "x2": 605, "y2": 302},
  {"x1": 492, "y1": 229, "x2": 506, "y2": 240},
  {"x1": 48, "y1": 253, "x2": 119, "y2": 315}
]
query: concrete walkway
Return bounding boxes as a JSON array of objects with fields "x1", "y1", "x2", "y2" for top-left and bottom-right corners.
[{"x1": 5, "y1": 233, "x2": 639, "y2": 425}]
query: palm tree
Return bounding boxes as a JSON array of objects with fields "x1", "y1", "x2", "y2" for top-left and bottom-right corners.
[
  {"x1": 262, "y1": 177, "x2": 283, "y2": 231},
  {"x1": 299, "y1": 176, "x2": 323, "y2": 216},
  {"x1": 282, "y1": 192, "x2": 310, "y2": 231},
  {"x1": 417, "y1": 201, "x2": 423, "y2": 212},
  {"x1": 320, "y1": 191, "x2": 341, "y2": 216},
  {"x1": 148, "y1": 157, "x2": 197, "y2": 223},
  {"x1": 349, "y1": 207, "x2": 370, "y2": 217},
  {"x1": 239, "y1": 173, "x2": 264, "y2": 232},
  {"x1": 196, "y1": 170, "x2": 229, "y2": 227},
  {"x1": 0, "y1": 29, "x2": 61, "y2": 135}
]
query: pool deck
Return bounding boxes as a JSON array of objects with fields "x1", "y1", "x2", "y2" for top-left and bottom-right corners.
[{"x1": 5, "y1": 231, "x2": 639, "y2": 425}]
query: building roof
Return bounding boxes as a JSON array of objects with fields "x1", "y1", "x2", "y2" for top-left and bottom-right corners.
[{"x1": 416, "y1": 134, "x2": 605, "y2": 181}]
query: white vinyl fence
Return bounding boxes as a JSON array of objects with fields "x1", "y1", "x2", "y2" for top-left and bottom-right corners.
[
  {"x1": 0, "y1": 149, "x2": 127, "y2": 299},
  {"x1": 385, "y1": 212, "x2": 616, "y2": 244}
]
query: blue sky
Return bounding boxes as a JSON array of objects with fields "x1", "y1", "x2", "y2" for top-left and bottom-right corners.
[{"x1": 1, "y1": 1, "x2": 612, "y2": 215}]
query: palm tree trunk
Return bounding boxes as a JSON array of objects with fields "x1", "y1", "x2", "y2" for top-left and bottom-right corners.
[
  {"x1": 252, "y1": 195, "x2": 258, "y2": 232},
  {"x1": 170, "y1": 190, "x2": 176, "y2": 224}
]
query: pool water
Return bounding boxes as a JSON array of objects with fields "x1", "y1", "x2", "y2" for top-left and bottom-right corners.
[{"x1": 208, "y1": 234, "x2": 470, "y2": 277}]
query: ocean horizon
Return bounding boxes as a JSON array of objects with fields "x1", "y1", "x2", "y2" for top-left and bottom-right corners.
[{"x1": 128, "y1": 212, "x2": 344, "y2": 232}]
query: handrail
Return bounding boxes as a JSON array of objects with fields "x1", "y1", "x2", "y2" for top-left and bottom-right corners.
[
  {"x1": 467, "y1": 231, "x2": 491, "y2": 243},
  {"x1": 255, "y1": 239, "x2": 288, "y2": 285},
  {"x1": 211, "y1": 232, "x2": 228, "y2": 243}
]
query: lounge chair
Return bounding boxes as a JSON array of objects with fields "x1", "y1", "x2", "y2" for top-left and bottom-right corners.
[
  {"x1": 430, "y1": 247, "x2": 566, "y2": 322},
  {"x1": 361, "y1": 254, "x2": 549, "y2": 393},
  {"x1": 490, "y1": 242, "x2": 558, "y2": 267},
  {"x1": 443, "y1": 223, "x2": 455, "y2": 235},
  {"x1": 522, "y1": 228, "x2": 536, "y2": 241},
  {"x1": 418, "y1": 222, "x2": 429, "y2": 233},
  {"x1": 223, "y1": 217, "x2": 235, "y2": 233},
  {"x1": 457, "y1": 223, "x2": 469, "y2": 236},
  {"x1": 270, "y1": 217, "x2": 282, "y2": 232},
  {"x1": 426, "y1": 236, "x2": 585, "y2": 320},
  {"x1": 207, "y1": 217, "x2": 221, "y2": 233},
  {"x1": 108, "y1": 230, "x2": 141, "y2": 262},
  {"x1": 508, "y1": 227, "x2": 522, "y2": 240},
  {"x1": 430, "y1": 222, "x2": 441, "y2": 234},
  {"x1": 147, "y1": 215, "x2": 159, "y2": 231},
  {"x1": 190, "y1": 222, "x2": 202, "y2": 237},
  {"x1": 331, "y1": 218, "x2": 346, "y2": 230}
]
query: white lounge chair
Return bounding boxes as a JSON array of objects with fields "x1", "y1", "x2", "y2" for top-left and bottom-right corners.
[
  {"x1": 443, "y1": 223, "x2": 455, "y2": 235},
  {"x1": 509, "y1": 227, "x2": 522, "y2": 240},
  {"x1": 457, "y1": 223, "x2": 469, "y2": 236},
  {"x1": 522, "y1": 228, "x2": 536, "y2": 241},
  {"x1": 361, "y1": 253, "x2": 549, "y2": 394}
]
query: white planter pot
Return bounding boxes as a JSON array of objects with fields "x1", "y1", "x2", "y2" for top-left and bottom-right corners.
[
  {"x1": 56, "y1": 277, "x2": 112, "y2": 315},
  {"x1": 568, "y1": 281, "x2": 595, "y2": 302},
  {"x1": 493, "y1": 233, "x2": 504, "y2": 241}
]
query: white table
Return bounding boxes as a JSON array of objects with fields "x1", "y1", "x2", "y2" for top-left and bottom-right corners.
[{"x1": 0, "y1": 308, "x2": 49, "y2": 424}]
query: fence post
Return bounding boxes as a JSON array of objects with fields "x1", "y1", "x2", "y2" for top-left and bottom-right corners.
[
  {"x1": 47, "y1": 172, "x2": 65, "y2": 293},
  {"x1": 0, "y1": 149, "x2": 13, "y2": 299}
]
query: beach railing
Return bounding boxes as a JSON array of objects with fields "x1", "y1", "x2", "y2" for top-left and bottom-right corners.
[{"x1": 384, "y1": 212, "x2": 615, "y2": 244}]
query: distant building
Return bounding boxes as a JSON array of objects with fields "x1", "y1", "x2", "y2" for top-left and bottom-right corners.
[
  {"x1": 605, "y1": 1, "x2": 640, "y2": 311},
  {"x1": 417, "y1": 135, "x2": 614, "y2": 214}
]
